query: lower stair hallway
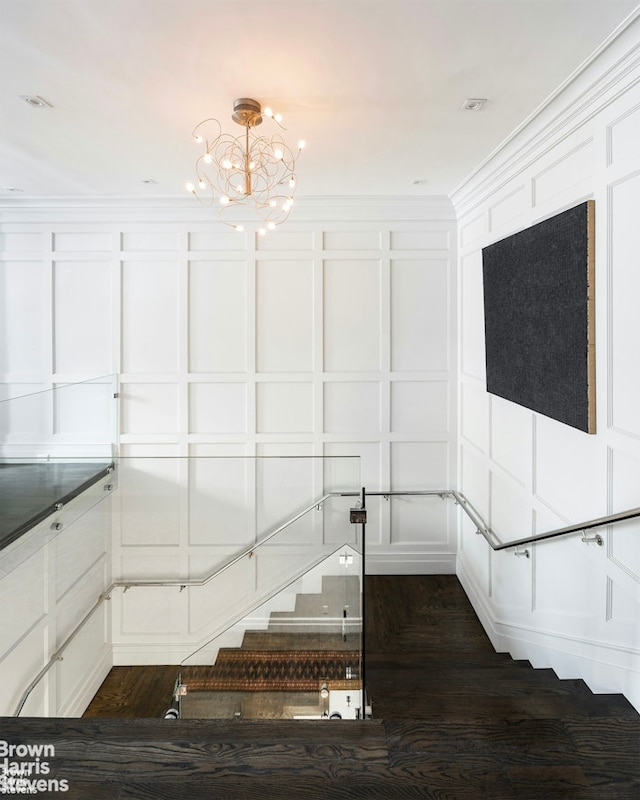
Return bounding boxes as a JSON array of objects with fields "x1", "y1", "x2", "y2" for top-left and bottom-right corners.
[{"x1": 8, "y1": 575, "x2": 638, "y2": 799}]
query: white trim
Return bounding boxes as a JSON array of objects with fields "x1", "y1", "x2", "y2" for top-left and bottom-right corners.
[
  {"x1": 366, "y1": 552, "x2": 456, "y2": 575},
  {"x1": 0, "y1": 195, "x2": 456, "y2": 223}
]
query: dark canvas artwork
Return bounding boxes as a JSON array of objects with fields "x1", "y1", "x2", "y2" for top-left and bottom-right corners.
[{"x1": 482, "y1": 200, "x2": 595, "y2": 433}]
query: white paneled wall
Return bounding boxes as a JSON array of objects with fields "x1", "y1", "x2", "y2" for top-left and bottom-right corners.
[
  {"x1": 452, "y1": 20, "x2": 640, "y2": 709},
  {"x1": 1, "y1": 199, "x2": 457, "y2": 670}
]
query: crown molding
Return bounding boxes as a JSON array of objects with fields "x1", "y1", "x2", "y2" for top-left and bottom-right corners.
[
  {"x1": 0, "y1": 194, "x2": 456, "y2": 225},
  {"x1": 450, "y1": 10, "x2": 640, "y2": 219}
]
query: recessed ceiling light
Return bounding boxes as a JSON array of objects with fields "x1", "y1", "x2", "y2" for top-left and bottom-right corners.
[
  {"x1": 19, "y1": 95, "x2": 53, "y2": 108},
  {"x1": 141, "y1": 179, "x2": 157, "y2": 185},
  {"x1": 461, "y1": 98, "x2": 487, "y2": 112},
  {"x1": 1, "y1": 187, "x2": 24, "y2": 192},
  {"x1": 413, "y1": 179, "x2": 428, "y2": 186}
]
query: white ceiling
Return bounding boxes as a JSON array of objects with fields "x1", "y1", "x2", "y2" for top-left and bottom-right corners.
[{"x1": 0, "y1": 0, "x2": 638, "y2": 201}]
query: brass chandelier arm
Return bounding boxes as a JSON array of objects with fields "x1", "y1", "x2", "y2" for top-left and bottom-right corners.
[{"x1": 187, "y1": 97, "x2": 304, "y2": 232}]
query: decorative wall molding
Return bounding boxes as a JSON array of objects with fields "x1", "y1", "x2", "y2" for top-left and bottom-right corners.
[{"x1": 451, "y1": 15, "x2": 640, "y2": 217}]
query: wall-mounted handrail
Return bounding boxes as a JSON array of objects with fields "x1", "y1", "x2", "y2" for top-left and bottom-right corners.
[
  {"x1": 348, "y1": 489, "x2": 640, "y2": 552},
  {"x1": 13, "y1": 487, "x2": 639, "y2": 716},
  {"x1": 116, "y1": 493, "x2": 335, "y2": 589},
  {"x1": 13, "y1": 491, "x2": 338, "y2": 716}
]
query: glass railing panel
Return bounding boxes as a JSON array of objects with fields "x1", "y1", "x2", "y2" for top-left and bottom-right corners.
[
  {"x1": 0, "y1": 374, "x2": 117, "y2": 460},
  {"x1": 178, "y1": 527, "x2": 364, "y2": 720},
  {"x1": 4, "y1": 454, "x2": 363, "y2": 718},
  {"x1": 112, "y1": 455, "x2": 361, "y2": 582}
]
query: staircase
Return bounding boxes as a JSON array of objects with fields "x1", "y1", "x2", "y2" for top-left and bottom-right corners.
[
  {"x1": 179, "y1": 575, "x2": 363, "y2": 719},
  {"x1": 71, "y1": 574, "x2": 639, "y2": 799}
]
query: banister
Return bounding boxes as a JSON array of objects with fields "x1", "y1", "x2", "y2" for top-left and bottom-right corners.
[
  {"x1": 116, "y1": 493, "x2": 335, "y2": 589},
  {"x1": 354, "y1": 489, "x2": 639, "y2": 551},
  {"x1": 13, "y1": 492, "x2": 337, "y2": 716},
  {"x1": 13, "y1": 487, "x2": 639, "y2": 716}
]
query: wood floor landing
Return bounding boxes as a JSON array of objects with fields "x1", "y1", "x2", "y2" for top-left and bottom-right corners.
[{"x1": 3, "y1": 575, "x2": 638, "y2": 799}]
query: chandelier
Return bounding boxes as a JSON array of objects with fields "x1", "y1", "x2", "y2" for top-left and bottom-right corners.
[{"x1": 186, "y1": 98, "x2": 305, "y2": 234}]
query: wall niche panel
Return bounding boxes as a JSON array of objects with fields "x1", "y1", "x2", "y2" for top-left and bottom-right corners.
[
  {"x1": 121, "y1": 383, "x2": 179, "y2": 435},
  {"x1": 256, "y1": 259, "x2": 314, "y2": 373},
  {"x1": 188, "y1": 455, "x2": 251, "y2": 547},
  {"x1": 609, "y1": 448, "x2": 640, "y2": 579},
  {"x1": 608, "y1": 102, "x2": 640, "y2": 166},
  {"x1": 118, "y1": 451, "x2": 181, "y2": 547},
  {"x1": 390, "y1": 441, "x2": 450, "y2": 545},
  {"x1": 122, "y1": 260, "x2": 179, "y2": 373},
  {"x1": 610, "y1": 173, "x2": 640, "y2": 437},
  {"x1": 391, "y1": 380, "x2": 449, "y2": 433},
  {"x1": 0, "y1": 261, "x2": 48, "y2": 377},
  {"x1": 189, "y1": 383, "x2": 247, "y2": 434},
  {"x1": 256, "y1": 382, "x2": 314, "y2": 433},
  {"x1": 324, "y1": 259, "x2": 380, "y2": 372},
  {"x1": 54, "y1": 260, "x2": 112, "y2": 374},
  {"x1": 460, "y1": 251, "x2": 486, "y2": 381},
  {"x1": 324, "y1": 381, "x2": 380, "y2": 433},
  {"x1": 188, "y1": 260, "x2": 247, "y2": 373},
  {"x1": 391, "y1": 259, "x2": 449, "y2": 372}
]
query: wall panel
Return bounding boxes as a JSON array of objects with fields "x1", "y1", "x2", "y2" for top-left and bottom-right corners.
[
  {"x1": 188, "y1": 260, "x2": 247, "y2": 373},
  {"x1": 53, "y1": 260, "x2": 112, "y2": 374},
  {"x1": 0, "y1": 260, "x2": 48, "y2": 378},
  {"x1": 609, "y1": 172, "x2": 640, "y2": 437},
  {"x1": 390, "y1": 258, "x2": 449, "y2": 372},
  {"x1": 121, "y1": 260, "x2": 179, "y2": 373},
  {"x1": 256, "y1": 259, "x2": 314, "y2": 373},
  {"x1": 453, "y1": 27, "x2": 640, "y2": 708},
  {"x1": 0, "y1": 202, "x2": 457, "y2": 672},
  {"x1": 324, "y1": 259, "x2": 381, "y2": 372}
]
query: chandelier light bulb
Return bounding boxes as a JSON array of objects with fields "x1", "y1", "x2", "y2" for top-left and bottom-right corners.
[
  {"x1": 185, "y1": 182, "x2": 195, "y2": 192},
  {"x1": 298, "y1": 140, "x2": 306, "y2": 150},
  {"x1": 188, "y1": 97, "x2": 304, "y2": 231}
]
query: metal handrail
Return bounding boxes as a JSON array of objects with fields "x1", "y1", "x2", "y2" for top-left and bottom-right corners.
[
  {"x1": 13, "y1": 492, "x2": 338, "y2": 716},
  {"x1": 13, "y1": 487, "x2": 639, "y2": 716},
  {"x1": 116, "y1": 493, "x2": 335, "y2": 589},
  {"x1": 353, "y1": 489, "x2": 639, "y2": 552}
]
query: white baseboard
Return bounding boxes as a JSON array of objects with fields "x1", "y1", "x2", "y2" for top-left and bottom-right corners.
[
  {"x1": 112, "y1": 641, "x2": 193, "y2": 665},
  {"x1": 456, "y1": 556, "x2": 640, "y2": 714},
  {"x1": 366, "y1": 552, "x2": 456, "y2": 575}
]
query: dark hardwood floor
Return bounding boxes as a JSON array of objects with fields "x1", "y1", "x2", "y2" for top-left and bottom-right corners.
[{"x1": 4, "y1": 575, "x2": 639, "y2": 799}]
